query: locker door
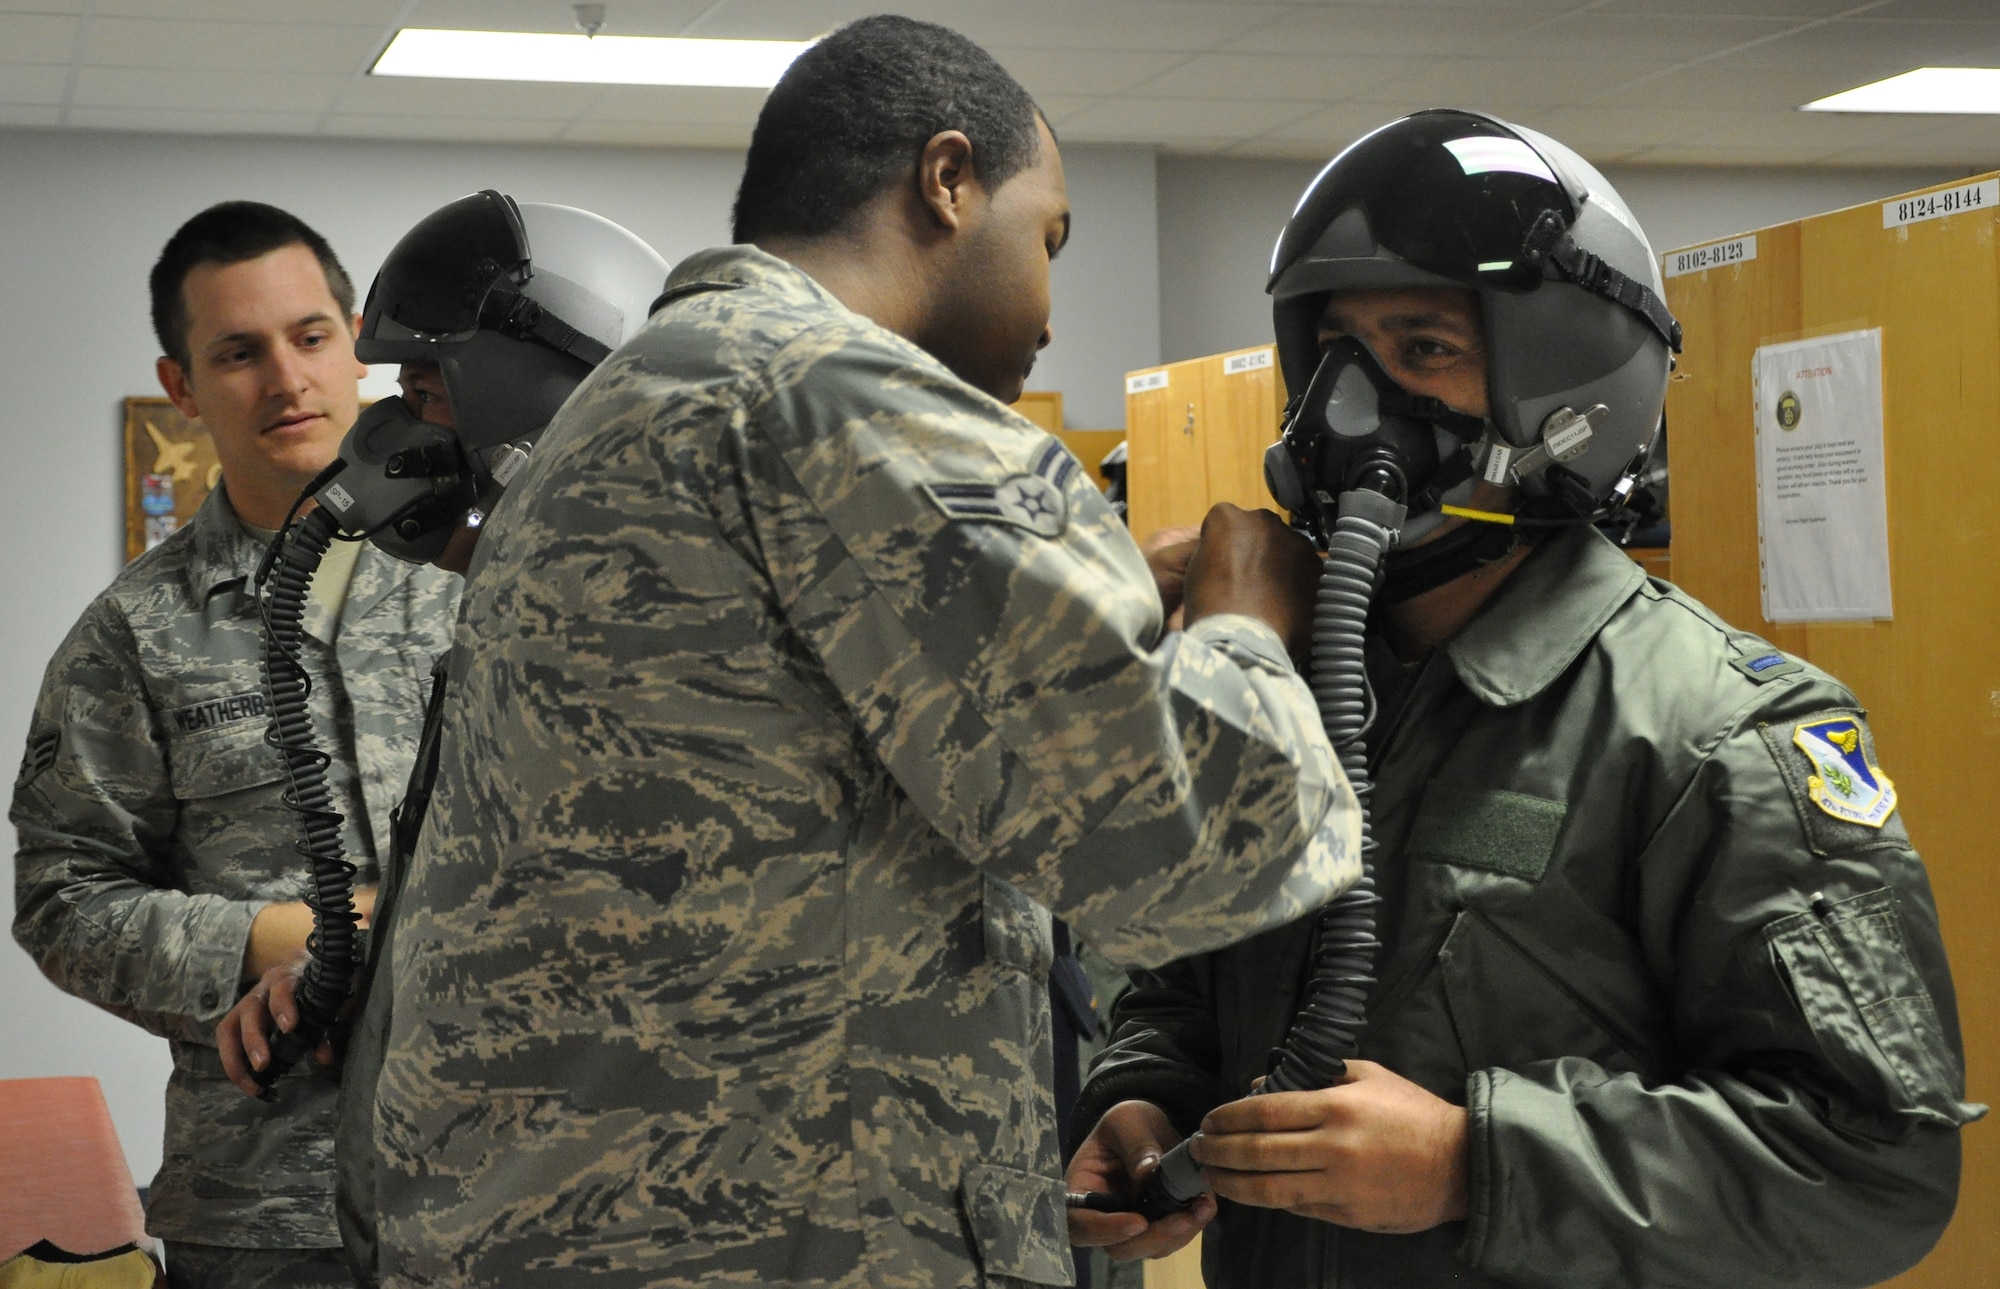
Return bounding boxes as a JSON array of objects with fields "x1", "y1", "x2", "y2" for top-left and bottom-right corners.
[
  {"x1": 1200, "y1": 344, "x2": 1285, "y2": 515},
  {"x1": 1125, "y1": 358, "x2": 1210, "y2": 537}
]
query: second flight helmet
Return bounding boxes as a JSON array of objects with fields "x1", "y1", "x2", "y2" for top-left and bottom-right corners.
[
  {"x1": 1263, "y1": 109, "x2": 1680, "y2": 545},
  {"x1": 319, "y1": 190, "x2": 669, "y2": 561}
]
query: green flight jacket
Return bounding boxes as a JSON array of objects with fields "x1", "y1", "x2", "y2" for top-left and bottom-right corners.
[
  {"x1": 11, "y1": 487, "x2": 459, "y2": 1247},
  {"x1": 1077, "y1": 524, "x2": 1981, "y2": 1289}
]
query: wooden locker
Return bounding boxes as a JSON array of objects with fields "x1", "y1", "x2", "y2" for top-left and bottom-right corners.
[
  {"x1": 1665, "y1": 175, "x2": 1999, "y2": 1289},
  {"x1": 1125, "y1": 343, "x2": 1286, "y2": 539}
]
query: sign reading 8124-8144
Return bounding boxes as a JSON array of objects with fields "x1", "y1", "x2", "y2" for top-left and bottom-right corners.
[{"x1": 1884, "y1": 179, "x2": 1999, "y2": 230}]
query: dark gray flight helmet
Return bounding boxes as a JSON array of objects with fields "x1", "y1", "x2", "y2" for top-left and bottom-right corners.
[{"x1": 1268, "y1": 109, "x2": 1679, "y2": 510}]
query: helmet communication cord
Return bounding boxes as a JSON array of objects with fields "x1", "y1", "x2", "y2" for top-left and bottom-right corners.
[{"x1": 247, "y1": 473, "x2": 364, "y2": 1095}]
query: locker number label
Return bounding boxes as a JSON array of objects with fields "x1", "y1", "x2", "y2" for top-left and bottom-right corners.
[
  {"x1": 1223, "y1": 348, "x2": 1273, "y2": 376},
  {"x1": 1665, "y1": 235, "x2": 1756, "y2": 278},
  {"x1": 1126, "y1": 370, "x2": 1169, "y2": 394},
  {"x1": 1883, "y1": 179, "x2": 1998, "y2": 229}
]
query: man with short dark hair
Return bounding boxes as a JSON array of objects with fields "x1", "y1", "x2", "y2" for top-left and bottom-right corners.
[
  {"x1": 373, "y1": 14, "x2": 1359, "y2": 1288},
  {"x1": 12, "y1": 201, "x2": 459, "y2": 1287}
]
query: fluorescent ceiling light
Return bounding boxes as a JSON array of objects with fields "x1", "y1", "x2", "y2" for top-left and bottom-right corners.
[
  {"x1": 1803, "y1": 68, "x2": 2000, "y2": 114},
  {"x1": 371, "y1": 28, "x2": 810, "y2": 89}
]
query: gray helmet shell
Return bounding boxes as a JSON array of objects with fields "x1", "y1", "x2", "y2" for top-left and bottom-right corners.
[
  {"x1": 357, "y1": 191, "x2": 670, "y2": 457},
  {"x1": 1269, "y1": 110, "x2": 1672, "y2": 510}
]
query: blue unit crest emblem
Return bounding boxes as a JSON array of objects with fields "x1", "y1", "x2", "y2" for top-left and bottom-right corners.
[{"x1": 1792, "y1": 717, "x2": 1897, "y2": 828}]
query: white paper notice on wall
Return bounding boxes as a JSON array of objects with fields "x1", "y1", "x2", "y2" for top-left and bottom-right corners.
[{"x1": 1752, "y1": 329, "x2": 1892, "y2": 622}]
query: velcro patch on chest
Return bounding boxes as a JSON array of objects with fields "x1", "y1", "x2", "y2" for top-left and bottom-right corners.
[
  {"x1": 920, "y1": 439, "x2": 1076, "y2": 539},
  {"x1": 169, "y1": 689, "x2": 270, "y2": 736}
]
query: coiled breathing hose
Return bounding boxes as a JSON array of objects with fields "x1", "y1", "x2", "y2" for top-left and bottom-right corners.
[
  {"x1": 249, "y1": 504, "x2": 361, "y2": 1093},
  {"x1": 1120, "y1": 485, "x2": 1404, "y2": 1218}
]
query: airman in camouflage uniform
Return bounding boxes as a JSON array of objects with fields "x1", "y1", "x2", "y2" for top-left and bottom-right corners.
[
  {"x1": 13, "y1": 201, "x2": 461, "y2": 1285},
  {"x1": 12, "y1": 485, "x2": 458, "y2": 1256},
  {"x1": 372, "y1": 237, "x2": 1361, "y2": 1288}
]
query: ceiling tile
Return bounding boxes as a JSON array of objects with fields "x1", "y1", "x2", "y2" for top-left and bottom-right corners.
[
  {"x1": 82, "y1": 17, "x2": 387, "y2": 72},
  {"x1": 0, "y1": 13, "x2": 79, "y2": 62},
  {"x1": 1507, "y1": 106, "x2": 1748, "y2": 153},
  {"x1": 1345, "y1": 57, "x2": 1666, "y2": 109},
  {"x1": 581, "y1": 84, "x2": 770, "y2": 125},
  {"x1": 557, "y1": 119, "x2": 758, "y2": 149},
  {"x1": 1058, "y1": 95, "x2": 1316, "y2": 144},
  {"x1": 321, "y1": 112, "x2": 565, "y2": 143},
  {"x1": 332, "y1": 74, "x2": 609, "y2": 120},
  {"x1": 1116, "y1": 51, "x2": 1415, "y2": 103},
  {"x1": 405, "y1": 0, "x2": 723, "y2": 37},
  {"x1": 1480, "y1": 11, "x2": 1799, "y2": 63},
  {"x1": 987, "y1": 46, "x2": 1189, "y2": 99},
  {"x1": 0, "y1": 63, "x2": 68, "y2": 104},
  {"x1": 1678, "y1": 109, "x2": 1938, "y2": 150},
  {"x1": 910, "y1": 1, "x2": 1283, "y2": 54},
  {"x1": 63, "y1": 104, "x2": 326, "y2": 133},
  {"x1": 0, "y1": 102, "x2": 60, "y2": 125},
  {"x1": 1594, "y1": 0, "x2": 1886, "y2": 14},
  {"x1": 69, "y1": 66, "x2": 351, "y2": 113},
  {"x1": 0, "y1": 0, "x2": 83, "y2": 12},
  {"x1": 1248, "y1": 99, "x2": 1420, "y2": 145},
  {"x1": 1218, "y1": 6, "x2": 1552, "y2": 58},
  {"x1": 91, "y1": 0, "x2": 405, "y2": 20}
]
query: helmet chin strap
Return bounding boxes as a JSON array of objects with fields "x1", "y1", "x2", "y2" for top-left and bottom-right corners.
[{"x1": 1380, "y1": 516, "x2": 1520, "y2": 603}]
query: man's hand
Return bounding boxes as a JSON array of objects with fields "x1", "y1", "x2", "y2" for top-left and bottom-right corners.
[
  {"x1": 1180, "y1": 504, "x2": 1321, "y2": 662},
  {"x1": 1140, "y1": 525, "x2": 1202, "y2": 631},
  {"x1": 241, "y1": 884, "x2": 376, "y2": 984},
  {"x1": 217, "y1": 957, "x2": 334, "y2": 1097},
  {"x1": 1065, "y1": 1100, "x2": 1216, "y2": 1260},
  {"x1": 1190, "y1": 1061, "x2": 1468, "y2": 1234}
]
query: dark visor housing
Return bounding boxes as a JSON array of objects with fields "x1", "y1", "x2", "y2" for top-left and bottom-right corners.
[{"x1": 356, "y1": 191, "x2": 531, "y2": 359}]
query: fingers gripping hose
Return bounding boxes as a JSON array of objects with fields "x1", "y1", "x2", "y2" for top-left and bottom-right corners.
[
  {"x1": 250, "y1": 507, "x2": 360, "y2": 1092},
  {"x1": 1123, "y1": 488, "x2": 1402, "y2": 1218}
]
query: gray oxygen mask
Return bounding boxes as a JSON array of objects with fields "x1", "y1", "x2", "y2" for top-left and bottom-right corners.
[
  {"x1": 314, "y1": 396, "x2": 474, "y2": 564},
  {"x1": 1263, "y1": 337, "x2": 1485, "y2": 540}
]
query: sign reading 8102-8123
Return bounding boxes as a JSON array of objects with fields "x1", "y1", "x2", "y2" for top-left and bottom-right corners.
[{"x1": 1883, "y1": 179, "x2": 1999, "y2": 229}]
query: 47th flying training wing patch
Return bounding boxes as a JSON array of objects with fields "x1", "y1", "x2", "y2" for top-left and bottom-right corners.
[{"x1": 1791, "y1": 715, "x2": 1898, "y2": 829}]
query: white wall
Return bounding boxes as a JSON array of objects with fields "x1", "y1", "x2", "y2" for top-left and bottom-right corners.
[
  {"x1": 1155, "y1": 154, "x2": 1967, "y2": 365},
  {"x1": 0, "y1": 125, "x2": 1159, "y2": 1189}
]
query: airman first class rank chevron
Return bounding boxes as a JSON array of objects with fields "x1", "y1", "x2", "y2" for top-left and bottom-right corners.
[{"x1": 921, "y1": 439, "x2": 1076, "y2": 540}]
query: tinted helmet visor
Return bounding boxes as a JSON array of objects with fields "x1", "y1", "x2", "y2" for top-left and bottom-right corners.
[
  {"x1": 358, "y1": 190, "x2": 530, "y2": 355},
  {"x1": 1270, "y1": 110, "x2": 1575, "y2": 298}
]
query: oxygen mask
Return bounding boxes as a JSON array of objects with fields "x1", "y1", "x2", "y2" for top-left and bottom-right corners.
[
  {"x1": 1263, "y1": 337, "x2": 1486, "y2": 546},
  {"x1": 313, "y1": 395, "x2": 475, "y2": 564}
]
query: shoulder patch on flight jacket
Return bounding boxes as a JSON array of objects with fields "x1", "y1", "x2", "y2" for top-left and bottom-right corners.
[{"x1": 1759, "y1": 710, "x2": 1906, "y2": 854}]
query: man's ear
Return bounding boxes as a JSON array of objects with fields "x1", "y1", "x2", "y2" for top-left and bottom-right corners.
[
  {"x1": 915, "y1": 130, "x2": 978, "y2": 233},
  {"x1": 156, "y1": 355, "x2": 199, "y2": 419},
  {"x1": 352, "y1": 313, "x2": 367, "y2": 379}
]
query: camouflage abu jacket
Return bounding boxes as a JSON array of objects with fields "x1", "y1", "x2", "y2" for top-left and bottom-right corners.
[
  {"x1": 11, "y1": 486, "x2": 459, "y2": 1247},
  {"x1": 375, "y1": 244, "x2": 1361, "y2": 1288},
  {"x1": 1079, "y1": 524, "x2": 1983, "y2": 1289}
]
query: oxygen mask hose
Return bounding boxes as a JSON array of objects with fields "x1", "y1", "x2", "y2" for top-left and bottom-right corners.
[
  {"x1": 1100, "y1": 486, "x2": 1403, "y2": 1221},
  {"x1": 250, "y1": 505, "x2": 361, "y2": 1095}
]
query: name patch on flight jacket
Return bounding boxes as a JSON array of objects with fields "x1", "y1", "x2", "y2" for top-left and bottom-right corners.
[
  {"x1": 920, "y1": 439, "x2": 1075, "y2": 540},
  {"x1": 170, "y1": 690, "x2": 269, "y2": 736}
]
